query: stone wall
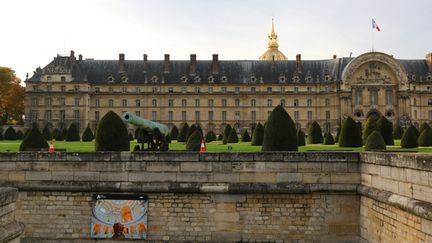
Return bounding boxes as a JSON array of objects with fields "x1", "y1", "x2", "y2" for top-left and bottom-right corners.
[{"x1": 0, "y1": 187, "x2": 24, "y2": 243}]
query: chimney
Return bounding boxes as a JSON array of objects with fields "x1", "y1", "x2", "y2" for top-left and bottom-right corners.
[
  {"x1": 212, "y1": 54, "x2": 219, "y2": 74},
  {"x1": 143, "y1": 54, "x2": 148, "y2": 73},
  {"x1": 190, "y1": 54, "x2": 197, "y2": 75},
  {"x1": 78, "y1": 54, "x2": 83, "y2": 61},
  {"x1": 119, "y1": 53, "x2": 125, "y2": 72},
  {"x1": 164, "y1": 54, "x2": 170, "y2": 73},
  {"x1": 426, "y1": 53, "x2": 432, "y2": 72},
  {"x1": 296, "y1": 54, "x2": 302, "y2": 73},
  {"x1": 69, "y1": 50, "x2": 76, "y2": 64},
  {"x1": 333, "y1": 54, "x2": 337, "y2": 59}
]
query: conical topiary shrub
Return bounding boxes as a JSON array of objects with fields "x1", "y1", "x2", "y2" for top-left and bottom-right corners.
[
  {"x1": 66, "y1": 123, "x2": 80, "y2": 141},
  {"x1": 262, "y1": 105, "x2": 298, "y2": 151},
  {"x1": 377, "y1": 116, "x2": 394, "y2": 145},
  {"x1": 418, "y1": 126, "x2": 432, "y2": 147},
  {"x1": 222, "y1": 124, "x2": 232, "y2": 145},
  {"x1": 365, "y1": 130, "x2": 386, "y2": 151},
  {"x1": 186, "y1": 124, "x2": 198, "y2": 141},
  {"x1": 241, "y1": 130, "x2": 251, "y2": 142},
  {"x1": 177, "y1": 122, "x2": 189, "y2": 142},
  {"x1": 413, "y1": 125, "x2": 420, "y2": 138},
  {"x1": 420, "y1": 122, "x2": 430, "y2": 134},
  {"x1": 170, "y1": 125, "x2": 179, "y2": 141},
  {"x1": 16, "y1": 130, "x2": 24, "y2": 140},
  {"x1": 82, "y1": 125, "x2": 95, "y2": 142},
  {"x1": 4, "y1": 126, "x2": 17, "y2": 140},
  {"x1": 228, "y1": 128, "x2": 239, "y2": 143},
  {"x1": 339, "y1": 117, "x2": 362, "y2": 147},
  {"x1": 251, "y1": 123, "x2": 264, "y2": 146},
  {"x1": 401, "y1": 125, "x2": 419, "y2": 148},
  {"x1": 356, "y1": 121, "x2": 363, "y2": 139},
  {"x1": 297, "y1": 129, "x2": 306, "y2": 146},
  {"x1": 323, "y1": 132, "x2": 335, "y2": 145},
  {"x1": 362, "y1": 117, "x2": 377, "y2": 143},
  {"x1": 205, "y1": 130, "x2": 216, "y2": 143},
  {"x1": 61, "y1": 127, "x2": 68, "y2": 141},
  {"x1": 52, "y1": 128, "x2": 59, "y2": 140},
  {"x1": 0, "y1": 130, "x2": 3, "y2": 140},
  {"x1": 55, "y1": 128, "x2": 64, "y2": 141},
  {"x1": 335, "y1": 125, "x2": 341, "y2": 143},
  {"x1": 95, "y1": 111, "x2": 130, "y2": 151},
  {"x1": 42, "y1": 125, "x2": 52, "y2": 140},
  {"x1": 393, "y1": 124, "x2": 403, "y2": 139},
  {"x1": 217, "y1": 134, "x2": 223, "y2": 141},
  {"x1": 19, "y1": 126, "x2": 49, "y2": 151},
  {"x1": 307, "y1": 121, "x2": 323, "y2": 144},
  {"x1": 186, "y1": 130, "x2": 203, "y2": 151}
]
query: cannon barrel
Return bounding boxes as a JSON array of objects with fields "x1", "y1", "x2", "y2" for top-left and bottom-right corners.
[{"x1": 122, "y1": 112, "x2": 169, "y2": 136}]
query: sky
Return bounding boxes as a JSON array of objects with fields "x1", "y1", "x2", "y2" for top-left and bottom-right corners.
[{"x1": 1, "y1": 0, "x2": 431, "y2": 81}]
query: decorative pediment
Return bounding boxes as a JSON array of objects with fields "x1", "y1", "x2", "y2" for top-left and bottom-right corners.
[
  {"x1": 278, "y1": 74, "x2": 287, "y2": 83},
  {"x1": 107, "y1": 74, "x2": 115, "y2": 83},
  {"x1": 180, "y1": 75, "x2": 188, "y2": 83},
  {"x1": 207, "y1": 75, "x2": 214, "y2": 83},
  {"x1": 221, "y1": 75, "x2": 228, "y2": 83},
  {"x1": 194, "y1": 76, "x2": 201, "y2": 83}
]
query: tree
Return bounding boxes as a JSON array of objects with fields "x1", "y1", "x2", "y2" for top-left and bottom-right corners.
[
  {"x1": 393, "y1": 124, "x2": 403, "y2": 139},
  {"x1": 323, "y1": 132, "x2": 335, "y2": 145},
  {"x1": 377, "y1": 116, "x2": 394, "y2": 145},
  {"x1": 186, "y1": 124, "x2": 198, "y2": 141},
  {"x1": 0, "y1": 128, "x2": 3, "y2": 140},
  {"x1": 16, "y1": 130, "x2": 24, "y2": 139},
  {"x1": 66, "y1": 123, "x2": 81, "y2": 141},
  {"x1": 418, "y1": 126, "x2": 432, "y2": 147},
  {"x1": 217, "y1": 134, "x2": 223, "y2": 141},
  {"x1": 170, "y1": 125, "x2": 179, "y2": 141},
  {"x1": 4, "y1": 126, "x2": 17, "y2": 140},
  {"x1": 356, "y1": 121, "x2": 363, "y2": 139},
  {"x1": 262, "y1": 105, "x2": 298, "y2": 151},
  {"x1": 400, "y1": 125, "x2": 419, "y2": 148},
  {"x1": 228, "y1": 128, "x2": 239, "y2": 143},
  {"x1": 42, "y1": 124, "x2": 52, "y2": 141},
  {"x1": 177, "y1": 122, "x2": 189, "y2": 142},
  {"x1": 54, "y1": 128, "x2": 65, "y2": 141},
  {"x1": 307, "y1": 121, "x2": 323, "y2": 144},
  {"x1": 222, "y1": 124, "x2": 232, "y2": 145},
  {"x1": 82, "y1": 125, "x2": 94, "y2": 142},
  {"x1": 241, "y1": 130, "x2": 251, "y2": 142},
  {"x1": 95, "y1": 111, "x2": 130, "y2": 151},
  {"x1": 186, "y1": 130, "x2": 203, "y2": 151},
  {"x1": 0, "y1": 67, "x2": 25, "y2": 125},
  {"x1": 365, "y1": 130, "x2": 386, "y2": 151},
  {"x1": 297, "y1": 129, "x2": 306, "y2": 146},
  {"x1": 420, "y1": 122, "x2": 430, "y2": 134},
  {"x1": 205, "y1": 130, "x2": 216, "y2": 143},
  {"x1": 19, "y1": 126, "x2": 49, "y2": 151},
  {"x1": 362, "y1": 117, "x2": 377, "y2": 143},
  {"x1": 339, "y1": 117, "x2": 362, "y2": 147},
  {"x1": 251, "y1": 123, "x2": 264, "y2": 146}
]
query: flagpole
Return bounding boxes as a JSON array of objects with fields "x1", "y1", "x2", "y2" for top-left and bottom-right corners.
[{"x1": 371, "y1": 19, "x2": 374, "y2": 52}]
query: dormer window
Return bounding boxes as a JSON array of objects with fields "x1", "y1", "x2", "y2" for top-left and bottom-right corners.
[
  {"x1": 121, "y1": 76, "x2": 128, "y2": 83},
  {"x1": 325, "y1": 75, "x2": 331, "y2": 81},
  {"x1": 180, "y1": 75, "x2": 188, "y2": 83},
  {"x1": 292, "y1": 75, "x2": 300, "y2": 83},
  {"x1": 278, "y1": 75, "x2": 287, "y2": 83},
  {"x1": 194, "y1": 76, "x2": 201, "y2": 83},
  {"x1": 60, "y1": 76, "x2": 66, "y2": 82},
  {"x1": 250, "y1": 76, "x2": 257, "y2": 83},
  {"x1": 221, "y1": 75, "x2": 228, "y2": 83},
  {"x1": 207, "y1": 76, "x2": 214, "y2": 83},
  {"x1": 427, "y1": 75, "x2": 432, "y2": 81},
  {"x1": 151, "y1": 75, "x2": 158, "y2": 83},
  {"x1": 107, "y1": 75, "x2": 114, "y2": 83},
  {"x1": 306, "y1": 76, "x2": 313, "y2": 83}
]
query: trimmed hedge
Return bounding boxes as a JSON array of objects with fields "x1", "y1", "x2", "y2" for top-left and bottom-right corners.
[
  {"x1": 217, "y1": 134, "x2": 223, "y2": 141},
  {"x1": 377, "y1": 116, "x2": 394, "y2": 145},
  {"x1": 365, "y1": 130, "x2": 386, "y2": 151},
  {"x1": 177, "y1": 122, "x2": 189, "y2": 142},
  {"x1": 339, "y1": 117, "x2": 362, "y2": 147},
  {"x1": 222, "y1": 124, "x2": 232, "y2": 145},
  {"x1": 393, "y1": 124, "x2": 403, "y2": 139},
  {"x1": 362, "y1": 117, "x2": 377, "y2": 143},
  {"x1": 251, "y1": 123, "x2": 264, "y2": 146},
  {"x1": 95, "y1": 111, "x2": 130, "y2": 151},
  {"x1": 205, "y1": 130, "x2": 217, "y2": 143},
  {"x1": 227, "y1": 128, "x2": 239, "y2": 143},
  {"x1": 128, "y1": 132, "x2": 134, "y2": 141},
  {"x1": 420, "y1": 122, "x2": 430, "y2": 134},
  {"x1": 4, "y1": 126, "x2": 17, "y2": 140},
  {"x1": 401, "y1": 125, "x2": 419, "y2": 148},
  {"x1": 335, "y1": 125, "x2": 341, "y2": 143},
  {"x1": 82, "y1": 125, "x2": 95, "y2": 142},
  {"x1": 16, "y1": 130, "x2": 24, "y2": 140},
  {"x1": 418, "y1": 126, "x2": 432, "y2": 147},
  {"x1": 323, "y1": 132, "x2": 335, "y2": 145},
  {"x1": 66, "y1": 123, "x2": 81, "y2": 141},
  {"x1": 19, "y1": 126, "x2": 49, "y2": 151},
  {"x1": 42, "y1": 125, "x2": 52, "y2": 140},
  {"x1": 241, "y1": 130, "x2": 251, "y2": 142},
  {"x1": 307, "y1": 121, "x2": 323, "y2": 144},
  {"x1": 170, "y1": 125, "x2": 179, "y2": 140},
  {"x1": 262, "y1": 105, "x2": 298, "y2": 151},
  {"x1": 186, "y1": 130, "x2": 203, "y2": 151},
  {"x1": 60, "y1": 128, "x2": 68, "y2": 141},
  {"x1": 297, "y1": 129, "x2": 306, "y2": 146}
]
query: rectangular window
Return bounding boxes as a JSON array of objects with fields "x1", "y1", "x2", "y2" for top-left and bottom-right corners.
[
  {"x1": 181, "y1": 87, "x2": 187, "y2": 93},
  {"x1": 45, "y1": 110, "x2": 52, "y2": 121},
  {"x1": 414, "y1": 110, "x2": 418, "y2": 119},
  {"x1": 385, "y1": 89, "x2": 393, "y2": 105},
  {"x1": 294, "y1": 111, "x2": 299, "y2": 121},
  {"x1": 182, "y1": 99, "x2": 187, "y2": 107},
  {"x1": 281, "y1": 87, "x2": 285, "y2": 93},
  {"x1": 74, "y1": 85, "x2": 80, "y2": 91},
  {"x1": 195, "y1": 99, "x2": 200, "y2": 107},
  {"x1": 45, "y1": 98, "x2": 52, "y2": 106},
  {"x1": 370, "y1": 90, "x2": 378, "y2": 106},
  {"x1": 195, "y1": 87, "x2": 201, "y2": 93},
  {"x1": 235, "y1": 87, "x2": 240, "y2": 93},
  {"x1": 152, "y1": 111, "x2": 157, "y2": 121},
  {"x1": 208, "y1": 111, "x2": 214, "y2": 122},
  {"x1": 325, "y1": 98, "x2": 330, "y2": 106},
  {"x1": 208, "y1": 99, "x2": 214, "y2": 107},
  {"x1": 75, "y1": 98, "x2": 80, "y2": 106},
  {"x1": 294, "y1": 99, "x2": 299, "y2": 107},
  {"x1": 307, "y1": 99, "x2": 312, "y2": 107},
  {"x1": 61, "y1": 76, "x2": 66, "y2": 82},
  {"x1": 221, "y1": 87, "x2": 227, "y2": 93},
  {"x1": 267, "y1": 99, "x2": 272, "y2": 107},
  {"x1": 208, "y1": 87, "x2": 213, "y2": 93},
  {"x1": 61, "y1": 86, "x2": 66, "y2": 92},
  {"x1": 152, "y1": 99, "x2": 157, "y2": 107},
  {"x1": 182, "y1": 111, "x2": 187, "y2": 122},
  {"x1": 267, "y1": 87, "x2": 272, "y2": 93},
  {"x1": 222, "y1": 111, "x2": 227, "y2": 122},
  {"x1": 122, "y1": 87, "x2": 127, "y2": 93},
  {"x1": 168, "y1": 99, "x2": 173, "y2": 107},
  {"x1": 168, "y1": 87, "x2": 173, "y2": 93},
  {"x1": 135, "y1": 99, "x2": 140, "y2": 107},
  {"x1": 60, "y1": 110, "x2": 65, "y2": 122},
  {"x1": 251, "y1": 111, "x2": 256, "y2": 122},
  {"x1": 31, "y1": 98, "x2": 38, "y2": 106},
  {"x1": 235, "y1": 99, "x2": 240, "y2": 107},
  {"x1": 109, "y1": 99, "x2": 114, "y2": 107},
  {"x1": 326, "y1": 111, "x2": 330, "y2": 121},
  {"x1": 195, "y1": 111, "x2": 200, "y2": 122},
  {"x1": 136, "y1": 87, "x2": 141, "y2": 93},
  {"x1": 251, "y1": 87, "x2": 256, "y2": 93},
  {"x1": 307, "y1": 111, "x2": 312, "y2": 121},
  {"x1": 222, "y1": 99, "x2": 227, "y2": 107},
  {"x1": 355, "y1": 89, "x2": 363, "y2": 105},
  {"x1": 294, "y1": 87, "x2": 299, "y2": 93},
  {"x1": 136, "y1": 111, "x2": 140, "y2": 117},
  {"x1": 95, "y1": 99, "x2": 100, "y2": 107},
  {"x1": 122, "y1": 99, "x2": 127, "y2": 107},
  {"x1": 168, "y1": 111, "x2": 173, "y2": 121},
  {"x1": 235, "y1": 111, "x2": 240, "y2": 120},
  {"x1": 74, "y1": 110, "x2": 80, "y2": 121},
  {"x1": 60, "y1": 98, "x2": 65, "y2": 106},
  {"x1": 95, "y1": 111, "x2": 100, "y2": 121}
]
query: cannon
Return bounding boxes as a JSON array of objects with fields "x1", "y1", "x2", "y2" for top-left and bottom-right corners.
[{"x1": 122, "y1": 112, "x2": 169, "y2": 151}]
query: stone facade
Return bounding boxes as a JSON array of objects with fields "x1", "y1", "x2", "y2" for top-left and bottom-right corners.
[
  {"x1": 24, "y1": 48, "x2": 432, "y2": 134},
  {"x1": 0, "y1": 187, "x2": 24, "y2": 243}
]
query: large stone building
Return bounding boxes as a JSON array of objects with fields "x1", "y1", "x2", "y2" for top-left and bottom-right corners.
[{"x1": 25, "y1": 21, "x2": 432, "y2": 134}]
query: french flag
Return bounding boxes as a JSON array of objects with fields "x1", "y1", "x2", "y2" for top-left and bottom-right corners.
[{"x1": 372, "y1": 19, "x2": 381, "y2": 32}]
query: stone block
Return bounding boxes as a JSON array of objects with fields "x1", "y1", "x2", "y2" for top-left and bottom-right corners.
[
  {"x1": 8, "y1": 172, "x2": 25, "y2": 181},
  {"x1": 276, "y1": 173, "x2": 303, "y2": 183},
  {"x1": 214, "y1": 212, "x2": 239, "y2": 222},
  {"x1": 99, "y1": 172, "x2": 128, "y2": 181},
  {"x1": 413, "y1": 184, "x2": 432, "y2": 203},
  {"x1": 253, "y1": 152, "x2": 283, "y2": 161},
  {"x1": 239, "y1": 172, "x2": 276, "y2": 183},
  {"x1": 211, "y1": 232, "x2": 240, "y2": 241},
  {"x1": 129, "y1": 172, "x2": 176, "y2": 182},
  {"x1": 124, "y1": 161, "x2": 146, "y2": 171},
  {"x1": 330, "y1": 173, "x2": 360, "y2": 184},
  {"x1": 305, "y1": 152, "x2": 328, "y2": 162},
  {"x1": 213, "y1": 173, "x2": 239, "y2": 182},
  {"x1": 231, "y1": 162, "x2": 266, "y2": 172},
  {"x1": 199, "y1": 153, "x2": 219, "y2": 162},
  {"x1": 361, "y1": 174, "x2": 372, "y2": 186},
  {"x1": 73, "y1": 171, "x2": 100, "y2": 181},
  {"x1": 397, "y1": 181, "x2": 413, "y2": 197},
  {"x1": 180, "y1": 162, "x2": 212, "y2": 172},
  {"x1": 177, "y1": 172, "x2": 211, "y2": 182},
  {"x1": 298, "y1": 162, "x2": 322, "y2": 172},
  {"x1": 17, "y1": 152, "x2": 38, "y2": 161},
  {"x1": 109, "y1": 151, "x2": 132, "y2": 161},
  {"x1": 283, "y1": 152, "x2": 306, "y2": 162},
  {"x1": 0, "y1": 162, "x2": 16, "y2": 171},
  {"x1": 211, "y1": 194, "x2": 246, "y2": 203},
  {"x1": 347, "y1": 162, "x2": 360, "y2": 172},
  {"x1": 16, "y1": 162, "x2": 49, "y2": 171},
  {"x1": 52, "y1": 171, "x2": 74, "y2": 181},
  {"x1": 421, "y1": 218, "x2": 432, "y2": 235},
  {"x1": 133, "y1": 152, "x2": 159, "y2": 161},
  {"x1": 303, "y1": 173, "x2": 330, "y2": 183},
  {"x1": 159, "y1": 152, "x2": 199, "y2": 162},
  {"x1": 0, "y1": 153, "x2": 17, "y2": 162},
  {"x1": 327, "y1": 151, "x2": 360, "y2": 162},
  {"x1": 265, "y1": 162, "x2": 298, "y2": 172},
  {"x1": 211, "y1": 162, "x2": 232, "y2": 172},
  {"x1": 322, "y1": 162, "x2": 347, "y2": 172},
  {"x1": 88, "y1": 161, "x2": 125, "y2": 172},
  {"x1": 25, "y1": 171, "x2": 51, "y2": 181},
  {"x1": 146, "y1": 162, "x2": 179, "y2": 172},
  {"x1": 219, "y1": 152, "x2": 254, "y2": 162}
]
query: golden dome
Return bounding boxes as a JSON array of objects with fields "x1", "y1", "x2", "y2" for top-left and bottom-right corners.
[{"x1": 259, "y1": 19, "x2": 287, "y2": 61}]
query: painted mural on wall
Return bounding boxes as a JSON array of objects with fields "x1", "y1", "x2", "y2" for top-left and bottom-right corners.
[{"x1": 91, "y1": 194, "x2": 148, "y2": 239}]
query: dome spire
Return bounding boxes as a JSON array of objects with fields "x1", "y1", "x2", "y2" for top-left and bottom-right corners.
[{"x1": 259, "y1": 18, "x2": 287, "y2": 60}]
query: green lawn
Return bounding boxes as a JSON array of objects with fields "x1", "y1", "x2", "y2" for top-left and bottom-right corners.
[{"x1": 1, "y1": 139, "x2": 432, "y2": 153}]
